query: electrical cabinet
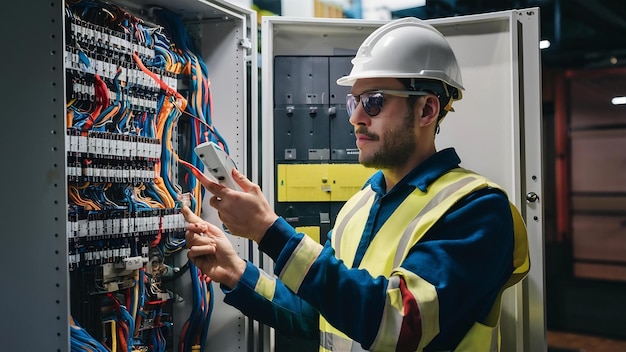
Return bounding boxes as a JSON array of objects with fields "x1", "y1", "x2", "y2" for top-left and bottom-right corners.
[
  {"x1": 271, "y1": 53, "x2": 366, "y2": 250},
  {"x1": 262, "y1": 10, "x2": 545, "y2": 352},
  {"x1": 1, "y1": 0, "x2": 256, "y2": 351}
]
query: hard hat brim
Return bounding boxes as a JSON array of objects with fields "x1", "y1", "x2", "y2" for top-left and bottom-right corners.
[{"x1": 336, "y1": 72, "x2": 464, "y2": 91}]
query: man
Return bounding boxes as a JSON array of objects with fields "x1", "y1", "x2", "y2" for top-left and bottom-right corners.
[{"x1": 183, "y1": 17, "x2": 530, "y2": 351}]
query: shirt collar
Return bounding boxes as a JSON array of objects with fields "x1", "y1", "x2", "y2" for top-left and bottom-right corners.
[{"x1": 365, "y1": 147, "x2": 462, "y2": 195}]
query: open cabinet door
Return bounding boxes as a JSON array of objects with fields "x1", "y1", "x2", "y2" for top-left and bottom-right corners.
[
  {"x1": 431, "y1": 10, "x2": 545, "y2": 352},
  {"x1": 261, "y1": 9, "x2": 545, "y2": 352}
]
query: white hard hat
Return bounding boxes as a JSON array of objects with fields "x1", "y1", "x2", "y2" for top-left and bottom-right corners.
[{"x1": 337, "y1": 17, "x2": 464, "y2": 92}]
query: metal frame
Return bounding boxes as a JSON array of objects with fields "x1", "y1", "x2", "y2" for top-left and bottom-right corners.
[
  {"x1": 0, "y1": 0, "x2": 256, "y2": 350},
  {"x1": 516, "y1": 9, "x2": 547, "y2": 352},
  {"x1": 0, "y1": 1, "x2": 69, "y2": 350}
]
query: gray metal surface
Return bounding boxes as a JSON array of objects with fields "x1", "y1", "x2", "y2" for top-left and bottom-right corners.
[
  {"x1": 0, "y1": 0, "x2": 70, "y2": 350},
  {"x1": 517, "y1": 9, "x2": 548, "y2": 352},
  {"x1": 329, "y1": 56, "x2": 358, "y2": 161},
  {"x1": 273, "y1": 106, "x2": 331, "y2": 162}
]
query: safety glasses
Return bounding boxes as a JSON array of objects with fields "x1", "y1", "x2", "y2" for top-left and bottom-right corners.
[{"x1": 346, "y1": 89, "x2": 430, "y2": 117}]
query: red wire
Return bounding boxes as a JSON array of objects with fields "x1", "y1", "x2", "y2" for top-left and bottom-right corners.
[
  {"x1": 106, "y1": 293, "x2": 129, "y2": 352},
  {"x1": 149, "y1": 216, "x2": 163, "y2": 247},
  {"x1": 80, "y1": 74, "x2": 108, "y2": 135},
  {"x1": 118, "y1": 323, "x2": 128, "y2": 352},
  {"x1": 132, "y1": 52, "x2": 184, "y2": 101}
]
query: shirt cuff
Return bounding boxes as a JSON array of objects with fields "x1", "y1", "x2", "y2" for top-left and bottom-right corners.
[
  {"x1": 258, "y1": 217, "x2": 298, "y2": 261},
  {"x1": 221, "y1": 260, "x2": 259, "y2": 294}
]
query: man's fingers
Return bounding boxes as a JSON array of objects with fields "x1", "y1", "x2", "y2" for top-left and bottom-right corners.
[
  {"x1": 187, "y1": 244, "x2": 216, "y2": 258},
  {"x1": 187, "y1": 222, "x2": 208, "y2": 234},
  {"x1": 181, "y1": 205, "x2": 203, "y2": 223},
  {"x1": 232, "y1": 168, "x2": 254, "y2": 191},
  {"x1": 185, "y1": 230, "x2": 210, "y2": 246},
  {"x1": 196, "y1": 171, "x2": 228, "y2": 196}
]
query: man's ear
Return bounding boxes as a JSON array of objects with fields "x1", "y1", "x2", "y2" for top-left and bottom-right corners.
[{"x1": 419, "y1": 95, "x2": 440, "y2": 127}]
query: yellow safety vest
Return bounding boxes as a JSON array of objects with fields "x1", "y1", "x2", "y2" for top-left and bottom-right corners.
[{"x1": 319, "y1": 168, "x2": 530, "y2": 351}]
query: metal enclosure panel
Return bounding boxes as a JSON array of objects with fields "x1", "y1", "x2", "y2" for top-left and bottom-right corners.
[
  {"x1": 569, "y1": 75, "x2": 626, "y2": 129},
  {"x1": 274, "y1": 56, "x2": 329, "y2": 105},
  {"x1": 573, "y1": 214, "x2": 626, "y2": 281},
  {"x1": 274, "y1": 107, "x2": 331, "y2": 161},
  {"x1": 572, "y1": 215, "x2": 626, "y2": 263},
  {"x1": 570, "y1": 130, "x2": 626, "y2": 192},
  {"x1": 328, "y1": 56, "x2": 353, "y2": 105},
  {"x1": 0, "y1": 0, "x2": 256, "y2": 351},
  {"x1": 274, "y1": 57, "x2": 330, "y2": 162},
  {"x1": 274, "y1": 202, "x2": 333, "y2": 243},
  {"x1": 516, "y1": 10, "x2": 546, "y2": 352},
  {"x1": 0, "y1": 1, "x2": 69, "y2": 350},
  {"x1": 329, "y1": 56, "x2": 358, "y2": 160},
  {"x1": 261, "y1": 10, "x2": 545, "y2": 352}
]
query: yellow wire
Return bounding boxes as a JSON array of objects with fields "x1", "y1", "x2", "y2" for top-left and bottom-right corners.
[
  {"x1": 153, "y1": 177, "x2": 175, "y2": 208},
  {"x1": 133, "y1": 185, "x2": 165, "y2": 208},
  {"x1": 93, "y1": 103, "x2": 121, "y2": 128},
  {"x1": 103, "y1": 319, "x2": 117, "y2": 352},
  {"x1": 131, "y1": 270, "x2": 139, "y2": 324},
  {"x1": 67, "y1": 109, "x2": 74, "y2": 128},
  {"x1": 191, "y1": 57, "x2": 204, "y2": 122},
  {"x1": 68, "y1": 186, "x2": 101, "y2": 210},
  {"x1": 194, "y1": 183, "x2": 202, "y2": 215}
]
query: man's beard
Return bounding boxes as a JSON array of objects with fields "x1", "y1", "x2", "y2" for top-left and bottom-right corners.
[{"x1": 357, "y1": 111, "x2": 416, "y2": 170}]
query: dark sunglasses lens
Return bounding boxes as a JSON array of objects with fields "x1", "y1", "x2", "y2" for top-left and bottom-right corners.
[
  {"x1": 346, "y1": 92, "x2": 384, "y2": 117},
  {"x1": 363, "y1": 93, "x2": 383, "y2": 116}
]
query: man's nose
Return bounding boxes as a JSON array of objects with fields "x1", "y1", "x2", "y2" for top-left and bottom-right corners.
[{"x1": 348, "y1": 104, "x2": 371, "y2": 127}]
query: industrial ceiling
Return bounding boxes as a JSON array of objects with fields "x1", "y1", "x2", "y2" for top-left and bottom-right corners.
[{"x1": 394, "y1": 0, "x2": 626, "y2": 69}]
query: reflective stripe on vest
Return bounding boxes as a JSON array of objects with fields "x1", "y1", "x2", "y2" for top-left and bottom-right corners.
[
  {"x1": 319, "y1": 168, "x2": 530, "y2": 351},
  {"x1": 321, "y1": 331, "x2": 366, "y2": 352}
]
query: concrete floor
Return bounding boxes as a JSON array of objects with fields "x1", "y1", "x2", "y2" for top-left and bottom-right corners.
[{"x1": 548, "y1": 330, "x2": 626, "y2": 352}]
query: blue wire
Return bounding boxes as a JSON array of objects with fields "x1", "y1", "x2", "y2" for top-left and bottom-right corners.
[
  {"x1": 70, "y1": 319, "x2": 109, "y2": 352},
  {"x1": 118, "y1": 305, "x2": 135, "y2": 352},
  {"x1": 182, "y1": 263, "x2": 202, "y2": 352},
  {"x1": 199, "y1": 280, "x2": 214, "y2": 351}
]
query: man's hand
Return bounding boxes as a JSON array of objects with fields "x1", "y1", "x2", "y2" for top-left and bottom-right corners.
[
  {"x1": 181, "y1": 206, "x2": 246, "y2": 288},
  {"x1": 196, "y1": 168, "x2": 278, "y2": 243}
]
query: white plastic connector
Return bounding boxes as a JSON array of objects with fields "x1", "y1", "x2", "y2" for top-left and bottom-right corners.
[
  {"x1": 194, "y1": 141, "x2": 239, "y2": 190},
  {"x1": 123, "y1": 256, "x2": 145, "y2": 270}
]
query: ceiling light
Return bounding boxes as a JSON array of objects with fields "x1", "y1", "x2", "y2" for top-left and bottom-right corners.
[
  {"x1": 611, "y1": 96, "x2": 626, "y2": 105},
  {"x1": 539, "y1": 40, "x2": 550, "y2": 49}
]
